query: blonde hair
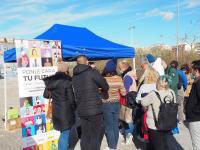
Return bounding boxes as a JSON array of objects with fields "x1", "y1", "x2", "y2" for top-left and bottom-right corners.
[
  {"x1": 144, "y1": 68, "x2": 159, "y2": 84},
  {"x1": 57, "y1": 62, "x2": 69, "y2": 73},
  {"x1": 157, "y1": 76, "x2": 169, "y2": 90}
]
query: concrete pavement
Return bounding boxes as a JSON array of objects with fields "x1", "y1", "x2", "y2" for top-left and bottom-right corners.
[{"x1": 0, "y1": 77, "x2": 193, "y2": 150}]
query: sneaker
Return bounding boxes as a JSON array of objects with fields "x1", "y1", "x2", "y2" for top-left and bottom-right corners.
[
  {"x1": 172, "y1": 127, "x2": 179, "y2": 134},
  {"x1": 126, "y1": 135, "x2": 133, "y2": 145},
  {"x1": 121, "y1": 140, "x2": 126, "y2": 145},
  {"x1": 105, "y1": 147, "x2": 116, "y2": 150},
  {"x1": 105, "y1": 147, "x2": 110, "y2": 150},
  {"x1": 178, "y1": 121, "x2": 184, "y2": 124}
]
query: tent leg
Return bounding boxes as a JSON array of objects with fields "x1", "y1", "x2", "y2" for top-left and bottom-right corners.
[
  {"x1": 4, "y1": 63, "x2": 7, "y2": 130},
  {"x1": 133, "y1": 57, "x2": 136, "y2": 73}
]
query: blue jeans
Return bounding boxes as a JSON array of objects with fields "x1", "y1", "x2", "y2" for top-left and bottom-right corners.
[
  {"x1": 58, "y1": 129, "x2": 70, "y2": 150},
  {"x1": 102, "y1": 102, "x2": 120, "y2": 149},
  {"x1": 124, "y1": 123, "x2": 135, "y2": 139}
]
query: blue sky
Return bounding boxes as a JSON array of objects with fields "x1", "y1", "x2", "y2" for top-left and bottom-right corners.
[{"x1": 0, "y1": 0, "x2": 200, "y2": 47}]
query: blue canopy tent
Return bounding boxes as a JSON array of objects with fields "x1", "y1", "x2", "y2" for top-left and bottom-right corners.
[{"x1": 4, "y1": 24, "x2": 135, "y2": 62}]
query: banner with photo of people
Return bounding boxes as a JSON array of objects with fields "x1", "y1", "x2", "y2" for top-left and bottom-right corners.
[{"x1": 15, "y1": 39, "x2": 62, "y2": 150}]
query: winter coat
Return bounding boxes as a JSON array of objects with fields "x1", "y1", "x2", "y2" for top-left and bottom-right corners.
[
  {"x1": 43, "y1": 72, "x2": 75, "y2": 131},
  {"x1": 185, "y1": 77, "x2": 200, "y2": 122},
  {"x1": 177, "y1": 69, "x2": 188, "y2": 91},
  {"x1": 136, "y1": 83, "x2": 157, "y2": 103},
  {"x1": 123, "y1": 70, "x2": 137, "y2": 92},
  {"x1": 72, "y1": 64, "x2": 109, "y2": 117}
]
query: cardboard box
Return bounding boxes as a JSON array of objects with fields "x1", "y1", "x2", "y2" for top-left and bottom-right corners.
[{"x1": 6, "y1": 118, "x2": 21, "y2": 131}]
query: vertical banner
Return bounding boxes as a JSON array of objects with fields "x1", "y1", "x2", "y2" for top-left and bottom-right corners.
[
  {"x1": 15, "y1": 39, "x2": 62, "y2": 150},
  {"x1": 0, "y1": 45, "x2": 4, "y2": 75}
]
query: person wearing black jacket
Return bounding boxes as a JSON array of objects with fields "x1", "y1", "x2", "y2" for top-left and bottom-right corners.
[
  {"x1": 72, "y1": 55, "x2": 109, "y2": 150},
  {"x1": 185, "y1": 61, "x2": 200, "y2": 150},
  {"x1": 43, "y1": 62, "x2": 75, "y2": 150}
]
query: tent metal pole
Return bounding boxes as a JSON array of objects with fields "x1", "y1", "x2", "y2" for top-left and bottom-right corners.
[
  {"x1": 133, "y1": 57, "x2": 136, "y2": 73},
  {"x1": 4, "y1": 63, "x2": 7, "y2": 130}
]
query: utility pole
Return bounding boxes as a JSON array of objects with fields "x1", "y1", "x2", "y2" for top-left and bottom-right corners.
[
  {"x1": 176, "y1": 0, "x2": 180, "y2": 61},
  {"x1": 128, "y1": 26, "x2": 136, "y2": 72},
  {"x1": 128, "y1": 26, "x2": 135, "y2": 46}
]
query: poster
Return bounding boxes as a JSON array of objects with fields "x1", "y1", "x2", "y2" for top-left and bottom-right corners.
[
  {"x1": 0, "y1": 46, "x2": 3, "y2": 64},
  {"x1": 0, "y1": 45, "x2": 4, "y2": 75},
  {"x1": 15, "y1": 39, "x2": 62, "y2": 150},
  {"x1": 17, "y1": 67, "x2": 57, "y2": 97}
]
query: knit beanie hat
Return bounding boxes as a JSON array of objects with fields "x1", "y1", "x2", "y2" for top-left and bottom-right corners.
[
  {"x1": 104, "y1": 59, "x2": 117, "y2": 73},
  {"x1": 146, "y1": 54, "x2": 156, "y2": 63}
]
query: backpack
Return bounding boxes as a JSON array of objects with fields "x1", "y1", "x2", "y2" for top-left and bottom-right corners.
[{"x1": 151, "y1": 91, "x2": 178, "y2": 131}]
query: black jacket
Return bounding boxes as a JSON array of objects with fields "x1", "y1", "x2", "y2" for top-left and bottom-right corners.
[
  {"x1": 43, "y1": 72, "x2": 75, "y2": 131},
  {"x1": 72, "y1": 64, "x2": 109, "y2": 117},
  {"x1": 185, "y1": 77, "x2": 200, "y2": 122}
]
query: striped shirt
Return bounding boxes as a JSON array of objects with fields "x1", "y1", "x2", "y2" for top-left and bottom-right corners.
[{"x1": 103, "y1": 75, "x2": 126, "y2": 102}]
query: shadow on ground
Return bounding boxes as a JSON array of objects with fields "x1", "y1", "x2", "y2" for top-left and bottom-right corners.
[{"x1": 132, "y1": 132, "x2": 184, "y2": 150}]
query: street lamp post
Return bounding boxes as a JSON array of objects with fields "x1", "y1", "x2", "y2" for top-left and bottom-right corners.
[
  {"x1": 176, "y1": 0, "x2": 180, "y2": 61},
  {"x1": 128, "y1": 26, "x2": 135, "y2": 46},
  {"x1": 128, "y1": 26, "x2": 136, "y2": 72}
]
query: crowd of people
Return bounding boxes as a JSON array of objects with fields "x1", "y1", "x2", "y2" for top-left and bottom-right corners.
[{"x1": 43, "y1": 54, "x2": 200, "y2": 150}]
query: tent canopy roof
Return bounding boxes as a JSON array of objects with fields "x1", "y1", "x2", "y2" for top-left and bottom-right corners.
[{"x1": 4, "y1": 24, "x2": 135, "y2": 62}]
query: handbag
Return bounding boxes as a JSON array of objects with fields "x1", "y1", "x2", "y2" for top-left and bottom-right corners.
[
  {"x1": 119, "y1": 105, "x2": 133, "y2": 123},
  {"x1": 119, "y1": 95, "x2": 126, "y2": 105},
  {"x1": 126, "y1": 91, "x2": 137, "y2": 108}
]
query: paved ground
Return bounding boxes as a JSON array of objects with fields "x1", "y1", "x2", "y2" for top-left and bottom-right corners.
[{"x1": 0, "y1": 77, "x2": 194, "y2": 150}]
